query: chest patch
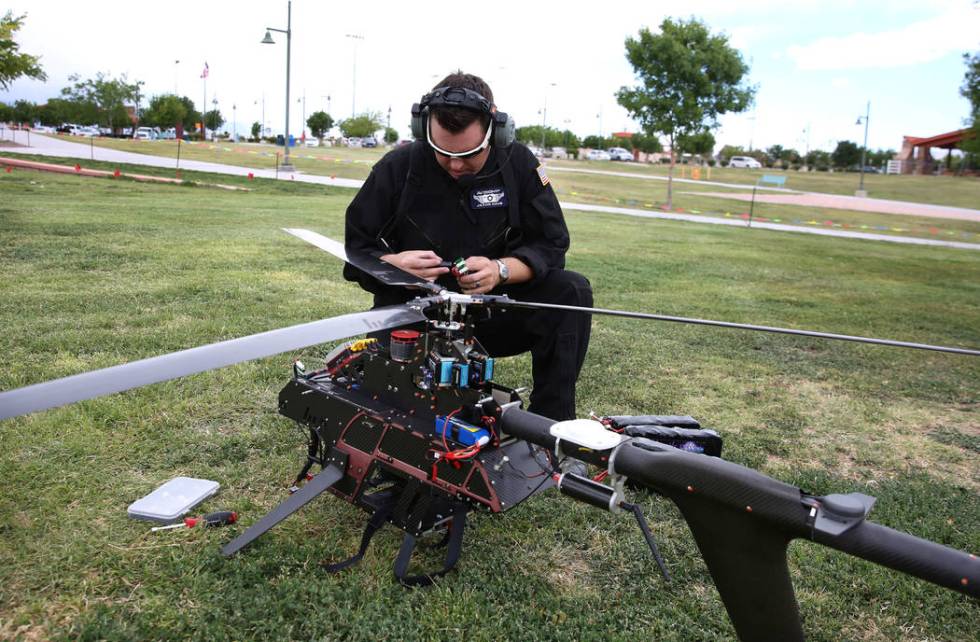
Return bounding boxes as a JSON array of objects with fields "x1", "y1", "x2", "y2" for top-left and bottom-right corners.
[{"x1": 470, "y1": 187, "x2": 508, "y2": 210}]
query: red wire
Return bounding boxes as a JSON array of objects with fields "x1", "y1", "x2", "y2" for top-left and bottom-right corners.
[{"x1": 440, "y1": 407, "x2": 463, "y2": 452}]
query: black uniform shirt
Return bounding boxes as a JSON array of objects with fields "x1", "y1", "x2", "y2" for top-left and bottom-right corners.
[{"x1": 344, "y1": 141, "x2": 570, "y2": 306}]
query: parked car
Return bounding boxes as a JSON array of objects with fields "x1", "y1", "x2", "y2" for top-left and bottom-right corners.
[
  {"x1": 361, "y1": 136, "x2": 378, "y2": 148},
  {"x1": 608, "y1": 147, "x2": 633, "y2": 161},
  {"x1": 728, "y1": 155, "x2": 762, "y2": 168},
  {"x1": 586, "y1": 149, "x2": 612, "y2": 161},
  {"x1": 550, "y1": 146, "x2": 569, "y2": 160}
]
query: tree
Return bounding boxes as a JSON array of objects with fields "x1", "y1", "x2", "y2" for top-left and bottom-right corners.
[
  {"x1": 832, "y1": 140, "x2": 861, "y2": 169},
  {"x1": 384, "y1": 127, "x2": 398, "y2": 144},
  {"x1": 582, "y1": 135, "x2": 607, "y2": 149},
  {"x1": 677, "y1": 130, "x2": 715, "y2": 159},
  {"x1": 0, "y1": 12, "x2": 46, "y2": 90},
  {"x1": 779, "y1": 147, "x2": 801, "y2": 168},
  {"x1": 307, "y1": 110, "x2": 334, "y2": 140},
  {"x1": 339, "y1": 112, "x2": 382, "y2": 138},
  {"x1": 251, "y1": 121, "x2": 261, "y2": 141},
  {"x1": 61, "y1": 72, "x2": 140, "y2": 133},
  {"x1": 631, "y1": 133, "x2": 663, "y2": 154},
  {"x1": 176, "y1": 96, "x2": 200, "y2": 132},
  {"x1": 806, "y1": 149, "x2": 832, "y2": 171},
  {"x1": 717, "y1": 144, "x2": 745, "y2": 164},
  {"x1": 204, "y1": 109, "x2": 224, "y2": 134},
  {"x1": 142, "y1": 94, "x2": 188, "y2": 129},
  {"x1": 961, "y1": 52, "x2": 980, "y2": 155},
  {"x1": 36, "y1": 98, "x2": 74, "y2": 126},
  {"x1": 11, "y1": 99, "x2": 35, "y2": 125},
  {"x1": 0, "y1": 101, "x2": 11, "y2": 123},
  {"x1": 559, "y1": 129, "x2": 581, "y2": 150},
  {"x1": 765, "y1": 144, "x2": 784, "y2": 168},
  {"x1": 617, "y1": 18, "x2": 754, "y2": 208}
]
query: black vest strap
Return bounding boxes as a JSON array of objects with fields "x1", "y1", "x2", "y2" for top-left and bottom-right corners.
[
  {"x1": 376, "y1": 142, "x2": 427, "y2": 252},
  {"x1": 378, "y1": 142, "x2": 521, "y2": 255}
]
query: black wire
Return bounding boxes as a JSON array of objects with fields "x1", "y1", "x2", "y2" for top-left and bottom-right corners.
[{"x1": 505, "y1": 462, "x2": 558, "y2": 512}]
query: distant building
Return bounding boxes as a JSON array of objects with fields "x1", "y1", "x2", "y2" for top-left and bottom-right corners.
[{"x1": 894, "y1": 128, "x2": 975, "y2": 175}]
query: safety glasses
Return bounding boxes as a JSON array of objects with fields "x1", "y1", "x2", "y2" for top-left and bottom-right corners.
[{"x1": 426, "y1": 117, "x2": 493, "y2": 159}]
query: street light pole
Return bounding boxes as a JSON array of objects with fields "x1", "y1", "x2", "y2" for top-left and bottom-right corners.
[
  {"x1": 298, "y1": 92, "x2": 306, "y2": 138},
  {"x1": 856, "y1": 101, "x2": 870, "y2": 196},
  {"x1": 540, "y1": 82, "x2": 556, "y2": 150},
  {"x1": 346, "y1": 34, "x2": 364, "y2": 118},
  {"x1": 262, "y1": 1, "x2": 294, "y2": 171}
]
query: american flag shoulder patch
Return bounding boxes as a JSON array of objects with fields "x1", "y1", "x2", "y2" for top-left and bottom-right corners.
[{"x1": 536, "y1": 164, "x2": 550, "y2": 186}]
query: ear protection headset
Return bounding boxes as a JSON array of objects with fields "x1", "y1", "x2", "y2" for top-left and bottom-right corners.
[{"x1": 411, "y1": 86, "x2": 515, "y2": 149}]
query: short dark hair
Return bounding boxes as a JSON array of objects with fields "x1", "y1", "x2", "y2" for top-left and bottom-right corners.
[{"x1": 430, "y1": 71, "x2": 494, "y2": 133}]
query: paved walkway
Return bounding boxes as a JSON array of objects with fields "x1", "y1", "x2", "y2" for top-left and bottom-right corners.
[
  {"x1": 545, "y1": 164, "x2": 796, "y2": 192},
  {"x1": 561, "y1": 203, "x2": 980, "y2": 251},
  {"x1": 690, "y1": 191, "x2": 980, "y2": 222},
  {"x1": 4, "y1": 131, "x2": 977, "y2": 251},
  {"x1": 547, "y1": 164, "x2": 980, "y2": 220}
]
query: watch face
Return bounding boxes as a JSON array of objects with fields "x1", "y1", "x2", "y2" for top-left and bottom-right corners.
[{"x1": 497, "y1": 260, "x2": 509, "y2": 281}]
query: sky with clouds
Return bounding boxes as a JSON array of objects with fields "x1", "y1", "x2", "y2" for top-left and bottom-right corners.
[{"x1": 4, "y1": 0, "x2": 978, "y2": 153}]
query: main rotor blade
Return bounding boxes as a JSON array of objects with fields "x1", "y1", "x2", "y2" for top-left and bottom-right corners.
[
  {"x1": 0, "y1": 304, "x2": 428, "y2": 420},
  {"x1": 283, "y1": 228, "x2": 443, "y2": 294},
  {"x1": 495, "y1": 298, "x2": 980, "y2": 356}
]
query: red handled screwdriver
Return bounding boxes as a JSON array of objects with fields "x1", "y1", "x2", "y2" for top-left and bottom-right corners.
[{"x1": 151, "y1": 511, "x2": 238, "y2": 532}]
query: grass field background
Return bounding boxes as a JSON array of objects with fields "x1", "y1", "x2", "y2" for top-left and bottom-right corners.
[
  {"x1": 34, "y1": 135, "x2": 980, "y2": 243},
  {"x1": 0, "y1": 167, "x2": 978, "y2": 640}
]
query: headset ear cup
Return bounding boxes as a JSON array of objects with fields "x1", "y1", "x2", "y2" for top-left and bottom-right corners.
[
  {"x1": 494, "y1": 112, "x2": 515, "y2": 148},
  {"x1": 410, "y1": 104, "x2": 425, "y2": 140}
]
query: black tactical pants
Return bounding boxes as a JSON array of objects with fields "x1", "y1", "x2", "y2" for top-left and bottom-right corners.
[{"x1": 476, "y1": 270, "x2": 593, "y2": 421}]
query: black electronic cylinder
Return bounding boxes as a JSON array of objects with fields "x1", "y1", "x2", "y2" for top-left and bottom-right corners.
[{"x1": 557, "y1": 472, "x2": 617, "y2": 511}]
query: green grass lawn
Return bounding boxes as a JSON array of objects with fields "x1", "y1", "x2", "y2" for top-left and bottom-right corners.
[
  {"x1": 0, "y1": 168, "x2": 977, "y2": 641},
  {"x1": 66, "y1": 134, "x2": 381, "y2": 181},
  {"x1": 61, "y1": 132, "x2": 980, "y2": 210},
  {"x1": 549, "y1": 170, "x2": 980, "y2": 242}
]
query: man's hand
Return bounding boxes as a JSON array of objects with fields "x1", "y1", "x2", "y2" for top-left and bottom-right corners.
[
  {"x1": 381, "y1": 250, "x2": 450, "y2": 282},
  {"x1": 456, "y1": 256, "x2": 499, "y2": 295}
]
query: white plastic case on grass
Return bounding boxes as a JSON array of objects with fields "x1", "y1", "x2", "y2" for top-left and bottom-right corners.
[{"x1": 127, "y1": 477, "x2": 220, "y2": 523}]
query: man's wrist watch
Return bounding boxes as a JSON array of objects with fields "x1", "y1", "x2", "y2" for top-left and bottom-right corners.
[{"x1": 495, "y1": 259, "x2": 510, "y2": 284}]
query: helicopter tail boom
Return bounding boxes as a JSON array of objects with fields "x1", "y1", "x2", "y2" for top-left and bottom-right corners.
[{"x1": 496, "y1": 405, "x2": 979, "y2": 641}]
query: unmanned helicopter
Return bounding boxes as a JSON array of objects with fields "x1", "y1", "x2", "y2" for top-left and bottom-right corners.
[{"x1": 0, "y1": 229, "x2": 976, "y2": 642}]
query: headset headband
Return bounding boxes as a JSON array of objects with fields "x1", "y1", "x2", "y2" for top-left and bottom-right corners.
[
  {"x1": 419, "y1": 86, "x2": 493, "y2": 115},
  {"x1": 410, "y1": 85, "x2": 515, "y2": 148}
]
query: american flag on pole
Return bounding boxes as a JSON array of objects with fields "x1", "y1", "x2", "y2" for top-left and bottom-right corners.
[{"x1": 200, "y1": 62, "x2": 209, "y2": 79}]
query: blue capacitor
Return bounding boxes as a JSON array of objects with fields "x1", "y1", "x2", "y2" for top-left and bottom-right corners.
[
  {"x1": 453, "y1": 363, "x2": 469, "y2": 388},
  {"x1": 438, "y1": 359, "x2": 454, "y2": 385}
]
